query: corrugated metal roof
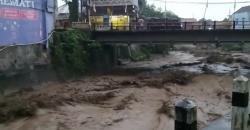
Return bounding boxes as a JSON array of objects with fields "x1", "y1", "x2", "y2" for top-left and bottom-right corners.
[{"x1": 234, "y1": 6, "x2": 250, "y2": 14}]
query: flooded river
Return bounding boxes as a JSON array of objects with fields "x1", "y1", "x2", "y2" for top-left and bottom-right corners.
[{"x1": 1, "y1": 51, "x2": 250, "y2": 130}]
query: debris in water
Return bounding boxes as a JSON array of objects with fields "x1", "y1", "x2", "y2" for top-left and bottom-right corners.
[
  {"x1": 157, "y1": 101, "x2": 174, "y2": 118},
  {"x1": 0, "y1": 97, "x2": 37, "y2": 123},
  {"x1": 120, "y1": 80, "x2": 140, "y2": 87},
  {"x1": 0, "y1": 87, "x2": 117, "y2": 123},
  {"x1": 114, "y1": 94, "x2": 138, "y2": 110},
  {"x1": 162, "y1": 70, "x2": 194, "y2": 85}
]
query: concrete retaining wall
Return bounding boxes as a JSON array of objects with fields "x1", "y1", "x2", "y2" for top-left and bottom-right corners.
[{"x1": 0, "y1": 44, "x2": 48, "y2": 76}]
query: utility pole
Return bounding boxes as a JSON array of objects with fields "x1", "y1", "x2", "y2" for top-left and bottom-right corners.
[
  {"x1": 165, "y1": 0, "x2": 167, "y2": 30},
  {"x1": 87, "y1": 0, "x2": 91, "y2": 24},
  {"x1": 80, "y1": 0, "x2": 83, "y2": 21},
  {"x1": 233, "y1": 0, "x2": 236, "y2": 20},
  {"x1": 165, "y1": 0, "x2": 167, "y2": 19},
  {"x1": 203, "y1": 0, "x2": 208, "y2": 20},
  {"x1": 234, "y1": 0, "x2": 237, "y2": 13},
  {"x1": 229, "y1": 9, "x2": 231, "y2": 19}
]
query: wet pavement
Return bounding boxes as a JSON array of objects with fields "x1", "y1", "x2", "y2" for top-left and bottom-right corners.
[{"x1": 203, "y1": 113, "x2": 231, "y2": 130}]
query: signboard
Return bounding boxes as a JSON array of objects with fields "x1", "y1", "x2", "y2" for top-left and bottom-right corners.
[
  {"x1": 91, "y1": 0, "x2": 138, "y2": 7},
  {"x1": 0, "y1": 0, "x2": 46, "y2": 45}
]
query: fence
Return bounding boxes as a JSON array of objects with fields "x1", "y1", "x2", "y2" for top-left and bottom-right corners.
[
  {"x1": 92, "y1": 21, "x2": 250, "y2": 32},
  {"x1": 175, "y1": 75, "x2": 250, "y2": 130}
]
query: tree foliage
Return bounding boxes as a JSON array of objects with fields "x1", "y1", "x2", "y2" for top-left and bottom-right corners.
[
  {"x1": 62, "y1": 0, "x2": 79, "y2": 21},
  {"x1": 50, "y1": 30, "x2": 101, "y2": 75},
  {"x1": 138, "y1": 0, "x2": 179, "y2": 19}
]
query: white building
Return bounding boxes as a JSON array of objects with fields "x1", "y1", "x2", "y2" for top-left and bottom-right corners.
[{"x1": 231, "y1": 6, "x2": 250, "y2": 29}]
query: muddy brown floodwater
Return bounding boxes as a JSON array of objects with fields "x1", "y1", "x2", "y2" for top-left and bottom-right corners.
[
  {"x1": 0, "y1": 73, "x2": 233, "y2": 130},
  {"x1": 0, "y1": 52, "x2": 243, "y2": 130}
]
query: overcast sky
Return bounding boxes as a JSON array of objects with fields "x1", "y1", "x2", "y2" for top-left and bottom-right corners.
[{"x1": 57, "y1": 0, "x2": 250, "y2": 20}]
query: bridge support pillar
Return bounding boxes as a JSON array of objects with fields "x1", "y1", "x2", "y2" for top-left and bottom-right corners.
[
  {"x1": 175, "y1": 99, "x2": 197, "y2": 130},
  {"x1": 231, "y1": 76, "x2": 249, "y2": 130}
]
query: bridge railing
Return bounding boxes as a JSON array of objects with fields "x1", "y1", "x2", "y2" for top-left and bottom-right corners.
[{"x1": 91, "y1": 21, "x2": 250, "y2": 32}]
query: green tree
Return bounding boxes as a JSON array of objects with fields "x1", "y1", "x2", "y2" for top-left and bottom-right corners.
[
  {"x1": 63, "y1": 0, "x2": 79, "y2": 21},
  {"x1": 138, "y1": 0, "x2": 178, "y2": 19},
  {"x1": 222, "y1": 18, "x2": 229, "y2": 22}
]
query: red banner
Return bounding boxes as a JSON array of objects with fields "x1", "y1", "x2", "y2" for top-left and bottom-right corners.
[{"x1": 0, "y1": 8, "x2": 38, "y2": 21}]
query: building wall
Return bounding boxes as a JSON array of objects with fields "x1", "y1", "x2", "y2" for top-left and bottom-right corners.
[
  {"x1": 0, "y1": 45, "x2": 48, "y2": 76},
  {"x1": 90, "y1": 0, "x2": 139, "y2": 18},
  {"x1": 90, "y1": 5, "x2": 137, "y2": 16},
  {"x1": 233, "y1": 12, "x2": 250, "y2": 29},
  {"x1": 0, "y1": 0, "x2": 56, "y2": 76},
  {"x1": 248, "y1": 12, "x2": 250, "y2": 28},
  {"x1": 90, "y1": 2, "x2": 139, "y2": 31}
]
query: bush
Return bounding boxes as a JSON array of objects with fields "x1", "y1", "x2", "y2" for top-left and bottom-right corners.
[{"x1": 50, "y1": 30, "x2": 101, "y2": 75}]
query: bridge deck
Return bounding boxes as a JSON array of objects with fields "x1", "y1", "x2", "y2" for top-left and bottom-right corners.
[{"x1": 92, "y1": 29, "x2": 250, "y2": 44}]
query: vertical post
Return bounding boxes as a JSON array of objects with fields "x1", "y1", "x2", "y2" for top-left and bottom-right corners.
[
  {"x1": 242, "y1": 20, "x2": 245, "y2": 29},
  {"x1": 93, "y1": 23, "x2": 96, "y2": 31},
  {"x1": 129, "y1": 22, "x2": 131, "y2": 31},
  {"x1": 214, "y1": 21, "x2": 216, "y2": 30},
  {"x1": 87, "y1": 0, "x2": 91, "y2": 24},
  {"x1": 184, "y1": 22, "x2": 187, "y2": 30},
  {"x1": 233, "y1": 21, "x2": 236, "y2": 30},
  {"x1": 111, "y1": 22, "x2": 113, "y2": 31},
  {"x1": 165, "y1": 20, "x2": 167, "y2": 31},
  {"x1": 231, "y1": 76, "x2": 249, "y2": 130},
  {"x1": 203, "y1": 21, "x2": 206, "y2": 30},
  {"x1": 175, "y1": 99, "x2": 197, "y2": 130},
  {"x1": 164, "y1": 0, "x2": 167, "y2": 31},
  {"x1": 80, "y1": 0, "x2": 83, "y2": 21}
]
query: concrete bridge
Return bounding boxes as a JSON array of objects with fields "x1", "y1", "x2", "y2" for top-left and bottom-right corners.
[{"x1": 91, "y1": 21, "x2": 250, "y2": 44}]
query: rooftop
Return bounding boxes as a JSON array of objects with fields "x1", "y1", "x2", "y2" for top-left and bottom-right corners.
[
  {"x1": 90, "y1": 0, "x2": 138, "y2": 7},
  {"x1": 234, "y1": 5, "x2": 250, "y2": 14}
]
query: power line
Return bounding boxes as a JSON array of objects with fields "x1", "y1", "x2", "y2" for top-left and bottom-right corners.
[{"x1": 152, "y1": 0, "x2": 250, "y2": 5}]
